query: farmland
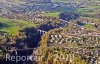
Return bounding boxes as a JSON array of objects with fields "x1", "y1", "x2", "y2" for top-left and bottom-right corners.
[{"x1": 0, "y1": 17, "x2": 36, "y2": 35}]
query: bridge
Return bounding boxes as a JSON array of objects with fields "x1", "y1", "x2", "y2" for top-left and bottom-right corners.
[{"x1": 37, "y1": 29, "x2": 47, "y2": 36}]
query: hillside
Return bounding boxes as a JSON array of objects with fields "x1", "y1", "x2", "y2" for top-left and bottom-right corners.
[
  {"x1": 0, "y1": 0, "x2": 99, "y2": 64},
  {"x1": 0, "y1": 17, "x2": 36, "y2": 35}
]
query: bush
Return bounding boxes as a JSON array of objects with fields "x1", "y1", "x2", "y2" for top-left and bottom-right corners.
[{"x1": 0, "y1": 22, "x2": 3, "y2": 27}]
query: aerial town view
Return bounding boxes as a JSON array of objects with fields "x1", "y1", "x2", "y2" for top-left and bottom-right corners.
[{"x1": 0, "y1": 0, "x2": 100, "y2": 64}]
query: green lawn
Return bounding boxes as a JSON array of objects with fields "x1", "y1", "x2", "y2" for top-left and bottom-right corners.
[
  {"x1": 84, "y1": 24, "x2": 95, "y2": 29},
  {"x1": 87, "y1": 4, "x2": 100, "y2": 9},
  {"x1": 44, "y1": 12, "x2": 60, "y2": 17},
  {"x1": 0, "y1": 17, "x2": 36, "y2": 35},
  {"x1": 75, "y1": 8, "x2": 96, "y2": 15}
]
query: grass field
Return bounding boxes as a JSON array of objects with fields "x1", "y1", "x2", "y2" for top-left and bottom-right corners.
[
  {"x1": 0, "y1": 17, "x2": 36, "y2": 35},
  {"x1": 44, "y1": 12, "x2": 60, "y2": 17},
  {"x1": 75, "y1": 3, "x2": 100, "y2": 14},
  {"x1": 84, "y1": 24, "x2": 95, "y2": 29}
]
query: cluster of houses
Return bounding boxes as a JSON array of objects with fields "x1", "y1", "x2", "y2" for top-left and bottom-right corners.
[
  {"x1": 48, "y1": 33, "x2": 100, "y2": 64},
  {"x1": 68, "y1": 47, "x2": 100, "y2": 64},
  {"x1": 78, "y1": 18, "x2": 100, "y2": 29},
  {"x1": 49, "y1": 33, "x2": 100, "y2": 45},
  {"x1": 47, "y1": 20, "x2": 100, "y2": 64}
]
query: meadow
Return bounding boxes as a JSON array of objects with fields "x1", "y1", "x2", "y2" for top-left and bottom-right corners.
[{"x1": 0, "y1": 17, "x2": 36, "y2": 35}]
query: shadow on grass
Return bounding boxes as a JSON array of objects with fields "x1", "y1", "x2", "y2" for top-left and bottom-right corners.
[{"x1": 0, "y1": 22, "x2": 13, "y2": 29}]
